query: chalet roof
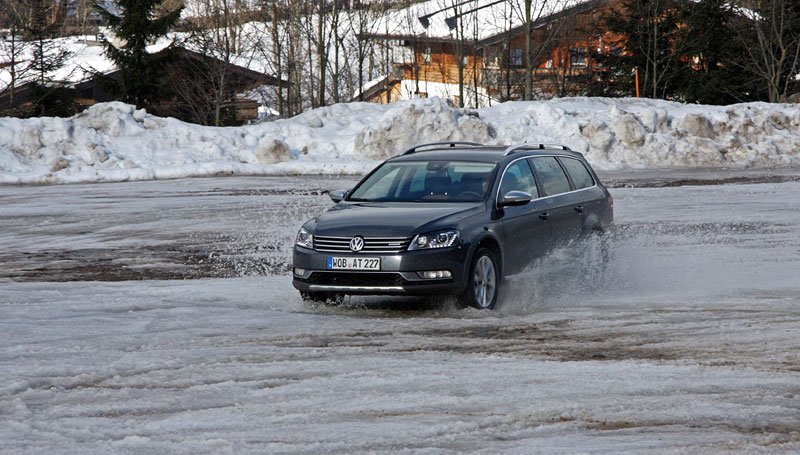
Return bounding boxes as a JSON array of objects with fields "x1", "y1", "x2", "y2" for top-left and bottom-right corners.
[
  {"x1": 352, "y1": 74, "x2": 400, "y2": 102},
  {"x1": 1, "y1": 35, "x2": 287, "y2": 90},
  {"x1": 0, "y1": 81, "x2": 37, "y2": 110},
  {"x1": 67, "y1": 46, "x2": 288, "y2": 95},
  {"x1": 479, "y1": 0, "x2": 606, "y2": 46},
  {"x1": 367, "y1": 0, "x2": 603, "y2": 45}
]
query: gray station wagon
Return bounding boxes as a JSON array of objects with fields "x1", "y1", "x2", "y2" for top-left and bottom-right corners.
[{"x1": 292, "y1": 142, "x2": 613, "y2": 309}]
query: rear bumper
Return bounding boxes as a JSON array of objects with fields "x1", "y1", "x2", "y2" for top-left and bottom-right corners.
[{"x1": 292, "y1": 245, "x2": 469, "y2": 295}]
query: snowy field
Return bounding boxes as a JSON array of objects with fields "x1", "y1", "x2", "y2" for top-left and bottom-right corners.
[
  {"x1": 1, "y1": 173, "x2": 799, "y2": 453},
  {"x1": 1, "y1": 97, "x2": 800, "y2": 185}
]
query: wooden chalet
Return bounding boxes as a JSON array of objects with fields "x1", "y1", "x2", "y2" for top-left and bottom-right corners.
[
  {"x1": 73, "y1": 47, "x2": 287, "y2": 124},
  {"x1": 2, "y1": 46, "x2": 287, "y2": 124},
  {"x1": 361, "y1": 0, "x2": 624, "y2": 107},
  {"x1": 351, "y1": 75, "x2": 402, "y2": 103}
]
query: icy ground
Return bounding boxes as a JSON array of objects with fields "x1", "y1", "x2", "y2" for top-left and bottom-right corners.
[
  {"x1": 1, "y1": 173, "x2": 800, "y2": 453},
  {"x1": 1, "y1": 97, "x2": 800, "y2": 185}
]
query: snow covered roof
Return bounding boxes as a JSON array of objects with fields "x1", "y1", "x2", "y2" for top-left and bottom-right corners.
[
  {"x1": 369, "y1": 0, "x2": 598, "y2": 43},
  {"x1": 0, "y1": 34, "x2": 174, "y2": 88},
  {"x1": 0, "y1": 34, "x2": 286, "y2": 92}
]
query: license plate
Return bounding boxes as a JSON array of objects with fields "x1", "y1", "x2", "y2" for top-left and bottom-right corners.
[{"x1": 327, "y1": 257, "x2": 381, "y2": 270}]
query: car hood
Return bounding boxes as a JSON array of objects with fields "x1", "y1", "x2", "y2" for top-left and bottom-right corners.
[{"x1": 311, "y1": 202, "x2": 485, "y2": 237}]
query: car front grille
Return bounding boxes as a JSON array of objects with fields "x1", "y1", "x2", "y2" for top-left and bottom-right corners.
[
  {"x1": 313, "y1": 235, "x2": 413, "y2": 254},
  {"x1": 307, "y1": 272, "x2": 408, "y2": 287}
]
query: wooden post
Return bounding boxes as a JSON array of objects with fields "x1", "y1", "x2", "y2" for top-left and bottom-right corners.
[{"x1": 634, "y1": 67, "x2": 640, "y2": 98}]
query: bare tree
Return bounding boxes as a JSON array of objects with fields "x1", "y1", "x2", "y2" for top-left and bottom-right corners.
[
  {"x1": 602, "y1": 0, "x2": 688, "y2": 99},
  {"x1": 66, "y1": 0, "x2": 97, "y2": 37},
  {"x1": 268, "y1": 0, "x2": 285, "y2": 114},
  {"x1": 250, "y1": 0, "x2": 293, "y2": 116},
  {"x1": 184, "y1": 0, "x2": 246, "y2": 124},
  {"x1": 24, "y1": 0, "x2": 74, "y2": 116},
  {"x1": 732, "y1": 0, "x2": 800, "y2": 102},
  {"x1": 345, "y1": 1, "x2": 389, "y2": 101},
  {"x1": 179, "y1": 37, "x2": 236, "y2": 125},
  {"x1": 522, "y1": 0, "x2": 569, "y2": 100},
  {"x1": 524, "y1": 0, "x2": 532, "y2": 99},
  {"x1": 0, "y1": 0, "x2": 32, "y2": 110},
  {"x1": 329, "y1": 0, "x2": 341, "y2": 102},
  {"x1": 453, "y1": 0, "x2": 467, "y2": 107},
  {"x1": 479, "y1": 0, "x2": 521, "y2": 103},
  {"x1": 478, "y1": 0, "x2": 574, "y2": 102},
  {"x1": 285, "y1": 1, "x2": 304, "y2": 114}
]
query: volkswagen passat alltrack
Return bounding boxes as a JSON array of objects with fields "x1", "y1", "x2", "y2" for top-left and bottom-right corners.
[{"x1": 292, "y1": 142, "x2": 613, "y2": 309}]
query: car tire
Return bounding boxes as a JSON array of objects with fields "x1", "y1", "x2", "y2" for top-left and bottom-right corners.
[{"x1": 460, "y1": 248, "x2": 500, "y2": 310}]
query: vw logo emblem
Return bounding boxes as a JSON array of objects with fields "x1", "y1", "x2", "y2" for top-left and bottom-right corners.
[{"x1": 349, "y1": 236, "x2": 364, "y2": 252}]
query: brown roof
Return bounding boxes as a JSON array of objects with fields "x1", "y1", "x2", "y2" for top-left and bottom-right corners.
[{"x1": 361, "y1": 0, "x2": 608, "y2": 48}]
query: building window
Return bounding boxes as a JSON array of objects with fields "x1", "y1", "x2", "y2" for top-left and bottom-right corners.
[
  {"x1": 462, "y1": 55, "x2": 469, "y2": 66},
  {"x1": 570, "y1": 48, "x2": 587, "y2": 66},
  {"x1": 423, "y1": 47, "x2": 431, "y2": 64},
  {"x1": 509, "y1": 48, "x2": 523, "y2": 67}
]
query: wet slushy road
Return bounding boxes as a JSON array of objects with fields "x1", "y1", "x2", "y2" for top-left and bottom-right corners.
[{"x1": 1, "y1": 171, "x2": 799, "y2": 453}]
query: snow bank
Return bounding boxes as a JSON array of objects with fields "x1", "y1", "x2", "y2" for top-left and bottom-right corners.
[
  {"x1": 481, "y1": 98, "x2": 800, "y2": 170},
  {"x1": 1, "y1": 97, "x2": 799, "y2": 184}
]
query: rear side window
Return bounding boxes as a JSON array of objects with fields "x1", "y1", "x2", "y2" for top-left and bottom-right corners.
[
  {"x1": 530, "y1": 157, "x2": 571, "y2": 196},
  {"x1": 559, "y1": 157, "x2": 595, "y2": 189}
]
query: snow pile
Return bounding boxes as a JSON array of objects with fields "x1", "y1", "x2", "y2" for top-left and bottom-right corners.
[
  {"x1": 0, "y1": 101, "x2": 384, "y2": 184},
  {"x1": 1, "y1": 97, "x2": 799, "y2": 184},
  {"x1": 354, "y1": 99, "x2": 495, "y2": 160},
  {"x1": 482, "y1": 98, "x2": 800, "y2": 169}
]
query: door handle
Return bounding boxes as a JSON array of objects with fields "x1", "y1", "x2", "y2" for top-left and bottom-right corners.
[
  {"x1": 574, "y1": 205, "x2": 584, "y2": 214},
  {"x1": 539, "y1": 212, "x2": 549, "y2": 221}
]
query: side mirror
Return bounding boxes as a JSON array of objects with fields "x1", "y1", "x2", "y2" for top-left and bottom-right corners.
[
  {"x1": 329, "y1": 188, "x2": 348, "y2": 203},
  {"x1": 498, "y1": 190, "x2": 532, "y2": 207}
]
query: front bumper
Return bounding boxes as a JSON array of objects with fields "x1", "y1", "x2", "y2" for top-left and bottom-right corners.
[{"x1": 292, "y1": 245, "x2": 469, "y2": 295}]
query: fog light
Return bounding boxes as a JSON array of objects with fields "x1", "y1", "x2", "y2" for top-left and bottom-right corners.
[
  {"x1": 417, "y1": 270, "x2": 452, "y2": 279},
  {"x1": 294, "y1": 268, "x2": 306, "y2": 276}
]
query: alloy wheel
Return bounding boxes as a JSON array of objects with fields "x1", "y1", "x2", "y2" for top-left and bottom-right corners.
[{"x1": 472, "y1": 254, "x2": 497, "y2": 309}]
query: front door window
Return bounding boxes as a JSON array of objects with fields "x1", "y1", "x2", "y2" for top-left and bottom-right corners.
[{"x1": 500, "y1": 160, "x2": 539, "y2": 197}]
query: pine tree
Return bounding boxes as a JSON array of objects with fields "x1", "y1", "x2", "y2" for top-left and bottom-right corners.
[
  {"x1": 675, "y1": 0, "x2": 763, "y2": 104},
  {"x1": 25, "y1": 0, "x2": 75, "y2": 117},
  {"x1": 27, "y1": 0, "x2": 69, "y2": 86},
  {"x1": 590, "y1": 0, "x2": 688, "y2": 100},
  {"x1": 96, "y1": 0, "x2": 183, "y2": 107},
  {"x1": 0, "y1": 1, "x2": 32, "y2": 113}
]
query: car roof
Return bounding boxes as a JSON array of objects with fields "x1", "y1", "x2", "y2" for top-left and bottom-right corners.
[
  {"x1": 390, "y1": 149, "x2": 504, "y2": 163},
  {"x1": 389, "y1": 144, "x2": 585, "y2": 164}
]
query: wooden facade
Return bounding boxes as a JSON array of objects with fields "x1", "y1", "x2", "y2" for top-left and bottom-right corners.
[
  {"x1": 354, "y1": 75, "x2": 402, "y2": 104},
  {"x1": 1, "y1": 45, "x2": 287, "y2": 122},
  {"x1": 71, "y1": 47, "x2": 287, "y2": 124},
  {"x1": 364, "y1": 0, "x2": 624, "y2": 105}
]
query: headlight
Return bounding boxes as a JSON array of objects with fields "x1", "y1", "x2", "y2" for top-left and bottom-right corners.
[
  {"x1": 295, "y1": 227, "x2": 314, "y2": 249},
  {"x1": 408, "y1": 230, "x2": 460, "y2": 250}
]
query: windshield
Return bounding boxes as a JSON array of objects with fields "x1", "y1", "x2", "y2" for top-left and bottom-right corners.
[{"x1": 348, "y1": 160, "x2": 496, "y2": 203}]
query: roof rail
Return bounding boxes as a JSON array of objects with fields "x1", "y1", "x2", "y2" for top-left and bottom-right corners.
[
  {"x1": 502, "y1": 143, "x2": 572, "y2": 156},
  {"x1": 402, "y1": 141, "x2": 484, "y2": 155}
]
